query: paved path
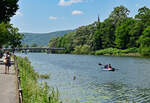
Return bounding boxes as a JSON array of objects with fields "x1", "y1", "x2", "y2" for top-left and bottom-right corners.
[{"x1": 0, "y1": 63, "x2": 17, "y2": 103}]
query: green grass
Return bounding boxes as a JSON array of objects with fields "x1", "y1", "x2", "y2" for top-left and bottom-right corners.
[
  {"x1": 95, "y1": 48, "x2": 140, "y2": 56},
  {"x1": 39, "y1": 74, "x2": 50, "y2": 79},
  {"x1": 16, "y1": 56, "x2": 60, "y2": 103}
]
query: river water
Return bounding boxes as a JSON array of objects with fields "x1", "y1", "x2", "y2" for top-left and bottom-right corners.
[{"x1": 16, "y1": 53, "x2": 150, "y2": 103}]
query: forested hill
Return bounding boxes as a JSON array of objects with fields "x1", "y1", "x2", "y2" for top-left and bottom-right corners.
[
  {"x1": 22, "y1": 30, "x2": 74, "y2": 46},
  {"x1": 49, "y1": 5, "x2": 150, "y2": 56}
]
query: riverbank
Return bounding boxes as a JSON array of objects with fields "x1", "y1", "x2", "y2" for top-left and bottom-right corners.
[
  {"x1": 95, "y1": 52, "x2": 142, "y2": 57},
  {"x1": 16, "y1": 56, "x2": 60, "y2": 103},
  {"x1": 69, "y1": 47, "x2": 149, "y2": 57}
]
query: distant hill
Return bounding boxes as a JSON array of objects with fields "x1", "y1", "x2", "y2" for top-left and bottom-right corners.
[{"x1": 22, "y1": 30, "x2": 74, "y2": 46}]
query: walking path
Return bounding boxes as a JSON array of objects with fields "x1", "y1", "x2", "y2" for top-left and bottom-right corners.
[{"x1": 0, "y1": 60, "x2": 17, "y2": 103}]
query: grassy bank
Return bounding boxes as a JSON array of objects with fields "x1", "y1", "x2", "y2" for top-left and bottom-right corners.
[
  {"x1": 95, "y1": 48, "x2": 141, "y2": 57},
  {"x1": 16, "y1": 56, "x2": 60, "y2": 103}
]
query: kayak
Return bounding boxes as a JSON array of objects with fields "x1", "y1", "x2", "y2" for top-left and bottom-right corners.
[{"x1": 102, "y1": 68, "x2": 115, "y2": 71}]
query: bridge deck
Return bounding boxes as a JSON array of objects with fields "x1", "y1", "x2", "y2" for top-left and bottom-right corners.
[{"x1": 0, "y1": 59, "x2": 17, "y2": 103}]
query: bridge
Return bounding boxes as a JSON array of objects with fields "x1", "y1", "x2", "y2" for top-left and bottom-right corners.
[{"x1": 2, "y1": 47, "x2": 65, "y2": 53}]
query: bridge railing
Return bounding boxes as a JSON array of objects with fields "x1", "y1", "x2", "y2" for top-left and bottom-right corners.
[
  {"x1": 3, "y1": 47, "x2": 65, "y2": 51},
  {"x1": 14, "y1": 55, "x2": 23, "y2": 103}
]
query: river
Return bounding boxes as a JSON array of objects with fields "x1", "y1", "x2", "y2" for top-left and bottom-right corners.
[{"x1": 16, "y1": 53, "x2": 150, "y2": 103}]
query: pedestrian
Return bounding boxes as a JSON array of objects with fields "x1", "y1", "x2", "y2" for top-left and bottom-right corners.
[{"x1": 3, "y1": 51, "x2": 11, "y2": 74}]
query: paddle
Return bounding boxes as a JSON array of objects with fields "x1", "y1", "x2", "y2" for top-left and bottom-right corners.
[{"x1": 98, "y1": 63, "x2": 102, "y2": 65}]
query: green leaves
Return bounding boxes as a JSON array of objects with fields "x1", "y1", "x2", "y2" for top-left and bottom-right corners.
[
  {"x1": 109, "y1": 5, "x2": 130, "y2": 25},
  {"x1": 115, "y1": 18, "x2": 135, "y2": 49},
  {"x1": 0, "y1": 0, "x2": 19, "y2": 23},
  {"x1": 48, "y1": 5, "x2": 150, "y2": 56},
  {"x1": 0, "y1": 0, "x2": 23, "y2": 50},
  {"x1": 135, "y1": 6, "x2": 150, "y2": 26},
  {"x1": 17, "y1": 57, "x2": 60, "y2": 103},
  {"x1": 8, "y1": 26, "x2": 24, "y2": 49},
  {"x1": 139, "y1": 26, "x2": 150, "y2": 56},
  {"x1": 0, "y1": 23, "x2": 8, "y2": 46}
]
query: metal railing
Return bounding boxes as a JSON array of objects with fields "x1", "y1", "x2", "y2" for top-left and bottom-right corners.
[{"x1": 14, "y1": 55, "x2": 23, "y2": 103}]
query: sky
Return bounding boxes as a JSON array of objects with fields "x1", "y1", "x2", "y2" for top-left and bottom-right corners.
[{"x1": 10, "y1": 0, "x2": 150, "y2": 33}]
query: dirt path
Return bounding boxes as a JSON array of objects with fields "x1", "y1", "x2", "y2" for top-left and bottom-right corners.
[{"x1": 0, "y1": 63, "x2": 17, "y2": 103}]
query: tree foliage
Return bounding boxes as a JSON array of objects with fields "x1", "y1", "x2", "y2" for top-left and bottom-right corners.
[
  {"x1": 8, "y1": 26, "x2": 24, "y2": 49},
  {"x1": 135, "y1": 6, "x2": 150, "y2": 26},
  {"x1": 49, "y1": 5, "x2": 150, "y2": 56},
  {"x1": 139, "y1": 26, "x2": 150, "y2": 56},
  {"x1": 109, "y1": 5, "x2": 130, "y2": 25},
  {"x1": 0, "y1": 0, "x2": 19, "y2": 23},
  {"x1": 0, "y1": 23, "x2": 9, "y2": 47},
  {"x1": 0, "y1": 0, "x2": 23, "y2": 50}
]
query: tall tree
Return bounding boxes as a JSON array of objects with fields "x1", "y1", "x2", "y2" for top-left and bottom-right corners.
[
  {"x1": 0, "y1": 0, "x2": 19, "y2": 23},
  {"x1": 109, "y1": 5, "x2": 130, "y2": 26},
  {"x1": 135, "y1": 6, "x2": 150, "y2": 27},
  {"x1": 100, "y1": 19, "x2": 116, "y2": 48},
  {"x1": 139, "y1": 26, "x2": 150, "y2": 56},
  {"x1": 92, "y1": 29, "x2": 102, "y2": 50},
  {"x1": 8, "y1": 26, "x2": 24, "y2": 51},
  {"x1": 128, "y1": 20, "x2": 143, "y2": 47},
  {"x1": 0, "y1": 23, "x2": 9, "y2": 48},
  {"x1": 115, "y1": 18, "x2": 135, "y2": 49}
]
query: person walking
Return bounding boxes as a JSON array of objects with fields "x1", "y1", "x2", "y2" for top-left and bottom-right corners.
[{"x1": 3, "y1": 51, "x2": 11, "y2": 74}]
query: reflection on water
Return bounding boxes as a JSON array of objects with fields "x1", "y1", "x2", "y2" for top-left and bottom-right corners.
[{"x1": 16, "y1": 53, "x2": 150, "y2": 103}]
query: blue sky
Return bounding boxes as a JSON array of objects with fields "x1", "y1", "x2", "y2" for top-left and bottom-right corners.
[{"x1": 10, "y1": 0, "x2": 150, "y2": 33}]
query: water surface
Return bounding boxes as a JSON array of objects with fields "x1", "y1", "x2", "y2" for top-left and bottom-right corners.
[{"x1": 17, "y1": 53, "x2": 150, "y2": 103}]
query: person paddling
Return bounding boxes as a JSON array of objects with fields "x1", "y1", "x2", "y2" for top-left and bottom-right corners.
[
  {"x1": 104, "y1": 64, "x2": 112, "y2": 69},
  {"x1": 108, "y1": 64, "x2": 112, "y2": 69}
]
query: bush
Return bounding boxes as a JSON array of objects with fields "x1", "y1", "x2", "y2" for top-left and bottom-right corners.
[
  {"x1": 139, "y1": 47, "x2": 150, "y2": 56},
  {"x1": 73, "y1": 45, "x2": 91, "y2": 54},
  {"x1": 95, "y1": 48, "x2": 139, "y2": 56},
  {"x1": 80, "y1": 45, "x2": 91, "y2": 54},
  {"x1": 39, "y1": 74, "x2": 50, "y2": 79},
  {"x1": 121, "y1": 47, "x2": 139, "y2": 53},
  {"x1": 73, "y1": 45, "x2": 82, "y2": 54},
  {"x1": 95, "y1": 48, "x2": 121, "y2": 55}
]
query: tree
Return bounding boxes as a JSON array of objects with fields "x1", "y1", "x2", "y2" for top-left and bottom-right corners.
[
  {"x1": 22, "y1": 44, "x2": 29, "y2": 48},
  {"x1": 100, "y1": 19, "x2": 116, "y2": 48},
  {"x1": 92, "y1": 29, "x2": 102, "y2": 50},
  {"x1": 8, "y1": 26, "x2": 24, "y2": 52},
  {"x1": 0, "y1": 0, "x2": 19, "y2": 23},
  {"x1": 128, "y1": 21, "x2": 143, "y2": 47},
  {"x1": 109, "y1": 5, "x2": 130, "y2": 25},
  {"x1": 30, "y1": 43, "x2": 38, "y2": 47},
  {"x1": 48, "y1": 37, "x2": 57, "y2": 48},
  {"x1": 135, "y1": 6, "x2": 150, "y2": 26},
  {"x1": 0, "y1": 22, "x2": 9, "y2": 48},
  {"x1": 115, "y1": 18, "x2": 135, "y2": 49},
  {"x1": 139, "y1": 26, "x2": 150, "y2": 56}
]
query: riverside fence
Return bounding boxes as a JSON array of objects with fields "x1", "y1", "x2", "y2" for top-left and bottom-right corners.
[{"x1": 14, "y1": 55, "x2": 23, "y2": 103}]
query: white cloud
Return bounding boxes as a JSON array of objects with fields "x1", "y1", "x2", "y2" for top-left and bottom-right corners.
[
  {"x1": 49, "y1": 16, "x2": 57, "y2": 20},
  {"x1": 72, "y1": 10, "x2": 83, "y2": 15},
  {"x1": 58, "y1": 0, "x2": 83, "y2": 6},
  {"x1": 15, "y1": 11, "x2": 23, "y2": 16}
]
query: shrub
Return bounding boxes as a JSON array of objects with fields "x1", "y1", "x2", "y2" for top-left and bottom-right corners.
[
  {"x1": 73, "y1": 45, "x2": 91, "y2": 54},
  {"x1": 139, "y1": 47, "x2": 150, "y2": 56},
  {"x1": 39, "y1": 74, "x2": 50, "y2": 79},
  {"x1": 121, "y1": 47, "x2": 139, "y2": 53},
  {"x1": 95, "y1": 48, "x2": 121, "y2": 55}
]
